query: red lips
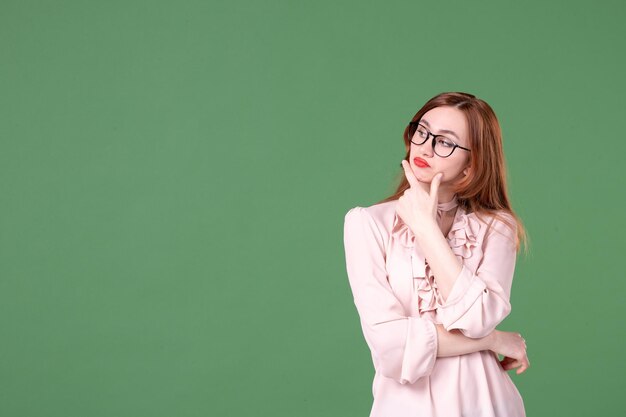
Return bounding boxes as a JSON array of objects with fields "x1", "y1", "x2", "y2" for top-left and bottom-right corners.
[{"x1": 413, "y1": 157, "x2": 430, "y2": 168}]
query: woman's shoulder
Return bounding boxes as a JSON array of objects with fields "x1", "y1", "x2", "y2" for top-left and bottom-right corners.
[
  {"x1": 344, "y1": 200, "x2": 397, "y2": 237},
  {"x1": 466, "y1": 208, "x2": 518, "y2": 244},
  {"x1": 345, "y1": 199, "x2": 397, "y2": 222},
  {"x1": 473, "y1": 209, "x2": 516, "y2": 230}
]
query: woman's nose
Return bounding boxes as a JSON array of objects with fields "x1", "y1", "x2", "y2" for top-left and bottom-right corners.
[{"x1": 418, "y1": 139, "x2": 434, "y2": 157}]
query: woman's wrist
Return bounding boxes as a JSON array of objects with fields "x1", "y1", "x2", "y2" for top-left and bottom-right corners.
[
  {"x1": 410, "y1": 217, "x2": 440, "y2": 241},
  {"x1": 486, "y1": 330, "x2": 499, "y2": 353}
]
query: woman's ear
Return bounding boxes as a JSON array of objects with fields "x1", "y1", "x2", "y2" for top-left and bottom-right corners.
[{"x1": 463, "y1": 166, "x2": 470, "y2": 177}]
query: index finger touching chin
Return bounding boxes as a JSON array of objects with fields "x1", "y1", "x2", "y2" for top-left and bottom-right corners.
[{"x1": 401, "y1": 160, "x2": 419, "y2": 188}]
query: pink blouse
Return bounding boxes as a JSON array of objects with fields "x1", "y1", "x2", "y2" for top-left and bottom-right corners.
[{"x1": 343, "y1": 196, "x2": 526, "y2": 417}]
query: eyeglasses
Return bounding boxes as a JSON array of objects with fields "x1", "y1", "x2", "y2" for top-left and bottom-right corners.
[{"x1": 408, "y1": 122, "x2": 471, "y2": 158}]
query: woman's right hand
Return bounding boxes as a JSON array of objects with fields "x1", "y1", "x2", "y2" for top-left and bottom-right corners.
[{"x1": 489, "y1": 330, "x2": 530, "y2": 374}]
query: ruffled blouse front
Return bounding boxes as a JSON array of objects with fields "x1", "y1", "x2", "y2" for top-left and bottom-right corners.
[{"x1": 389, "y1": 195, "x2": 483, "y2": 318}]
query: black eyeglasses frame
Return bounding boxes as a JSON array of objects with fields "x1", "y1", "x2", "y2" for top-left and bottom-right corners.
[{"x1": 407, "y1": 121, "x2": 471, "y2": 158}]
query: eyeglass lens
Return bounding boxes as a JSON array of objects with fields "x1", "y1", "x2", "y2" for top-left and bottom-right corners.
[{"x1": 410, "y1": 124, "x2": 457, "y2": 157}]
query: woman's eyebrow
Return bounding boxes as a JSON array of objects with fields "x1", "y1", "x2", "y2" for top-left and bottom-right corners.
[{"x1": 420, "y1": 119, "x2": 460, "y2": 139}]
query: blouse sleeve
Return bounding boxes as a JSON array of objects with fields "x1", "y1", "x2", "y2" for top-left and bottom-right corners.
[
  {"x1": 343, "y1": 207, "x2": 438, "y2": 385},
  {"x1": 437, "y1": 214, "x2": 518, "y2": 338}
]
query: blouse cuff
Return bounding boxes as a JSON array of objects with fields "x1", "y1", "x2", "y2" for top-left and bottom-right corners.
[
  {"x1": 399, "y1": 317, "x2": 438, "y2": 385},
  {"x1": 437, "y1": 265, "x2": 487, "y2": 330}
]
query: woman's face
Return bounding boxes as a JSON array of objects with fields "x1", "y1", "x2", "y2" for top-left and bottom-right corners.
[{"x1": 409, "y1": 106, "x2": 471, "y2": 190}]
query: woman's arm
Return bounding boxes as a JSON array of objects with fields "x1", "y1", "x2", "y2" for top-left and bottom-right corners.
[
  {"x1": 434, "y1": 216, "x2": 518, "y2": 338},
  {"x1": 413, "y1": 220, "x2": 462, "y2": 302},
  {"x1": 435, "y1": 324, "x2": 491, "y2": 357},
  {"x1": 396, "y1": 163, "x2": 463, "y2": 302},
  {"x1": 436, "y1": 324, "x2": 530, "y2": 374},
  {"x1": 396, "y1": 162, "x2": 518, "y2": 338},
  {"x1": 344, "y1": 207, "x2": 438, "y2": 385}
]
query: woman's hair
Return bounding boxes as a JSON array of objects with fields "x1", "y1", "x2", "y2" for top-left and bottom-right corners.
[{"x1": 377, "y1": 91, "x2": 528, "y2": 252}]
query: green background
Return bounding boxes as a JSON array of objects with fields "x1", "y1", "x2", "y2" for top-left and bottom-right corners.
[{"x1": 1, "y1": 0, "x2": 624, "y2": 416}]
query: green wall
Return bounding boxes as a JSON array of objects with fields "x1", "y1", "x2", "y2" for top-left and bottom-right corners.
[{"x1": 1, "y1": 0, "x2": 624, "y2": 416}]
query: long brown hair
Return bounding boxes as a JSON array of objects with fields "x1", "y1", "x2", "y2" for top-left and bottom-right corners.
[{"x1": 377, "y1": 92, "x2": 528, "y2": 252}]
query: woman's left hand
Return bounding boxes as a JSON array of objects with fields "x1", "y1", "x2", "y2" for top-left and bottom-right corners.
[{"x1": 396, "y1": 159, "x2": 443, "y2": 239}]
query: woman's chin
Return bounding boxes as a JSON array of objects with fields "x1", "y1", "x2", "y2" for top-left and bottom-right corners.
[{"x1": 414, "y1": 173, "x2": 436, "y2": 184}]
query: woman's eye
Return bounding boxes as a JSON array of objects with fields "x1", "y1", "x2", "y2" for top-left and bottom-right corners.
[{"x1": 438, "y1": 139, "x2": 455, "y2": 148}]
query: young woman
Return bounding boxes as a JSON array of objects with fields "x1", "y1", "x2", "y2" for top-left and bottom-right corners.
[{"x1": 343, "y1": 92, "x2": 529, "y2": 417}]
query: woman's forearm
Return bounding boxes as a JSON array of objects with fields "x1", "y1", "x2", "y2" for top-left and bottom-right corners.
[
  {"x1": 435, "y1": 324, "x2": 493, "y2": 357},
  {"x1": 414, "y1": 221, "x2": 463, "y2": 302}
]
